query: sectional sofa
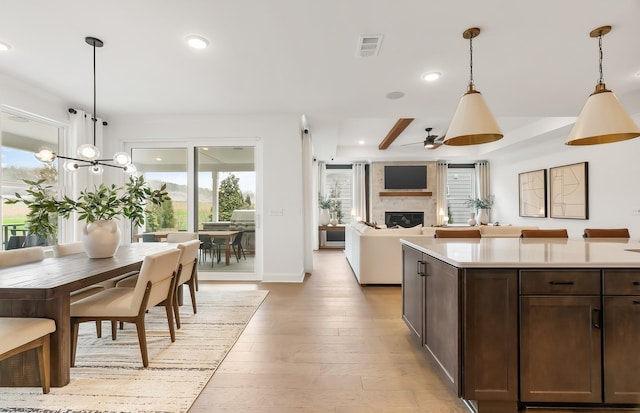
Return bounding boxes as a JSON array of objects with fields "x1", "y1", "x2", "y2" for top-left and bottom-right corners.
[{"x1": 344, "y1": 223, "x2": 537, "y2": 285}]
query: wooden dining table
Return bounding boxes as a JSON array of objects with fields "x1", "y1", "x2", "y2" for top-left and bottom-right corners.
[
  {"x1": 198, "y1": 230, "x2": 239, "y2": 265},
  {"x1": 0, "y1": 243, "x2": 175, "y2": 388}
]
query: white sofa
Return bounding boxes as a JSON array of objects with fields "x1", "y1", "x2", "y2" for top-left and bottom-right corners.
[{"x1": 344, "y1": 223, "x2": 538, "y2": 285}]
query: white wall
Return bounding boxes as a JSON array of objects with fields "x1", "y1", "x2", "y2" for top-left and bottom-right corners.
[
  {"x1": 488, "y1": 127, "x2": 640, "y2": 238},
  {"x1": 106, "y1": 114, "x2": 305, "y2": 282},
  {"x1": 0, "y1": 73, "x2": 69, "y2": 125}
]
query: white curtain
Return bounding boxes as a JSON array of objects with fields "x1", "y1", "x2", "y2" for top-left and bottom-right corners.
[
  {"x1": 436, "y1": 161, "x2": 448, "y2": 226},
  {"x1": 315, "y1": 161, "x2": 326, "y2": 249},
  {"x1": 475, "y1": 161, "x2": 490, "y2": 200},
  {"x1": 351, "y1": 162, "x2": 367, "y2": 223},
  {"x1": 302, "y1": 130, "x2": 314, "y2": 272},
  {"x1": 66, "y1": 109, "x2": 105, "y2": 241}
]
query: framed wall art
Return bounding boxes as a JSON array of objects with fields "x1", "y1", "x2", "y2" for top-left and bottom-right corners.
[
  {"x1": 519, "y1": 169, "x2": 547, "y2": 217},
  {"x1": 549, "y1": 162, "x2": 589, "y2": 219}
]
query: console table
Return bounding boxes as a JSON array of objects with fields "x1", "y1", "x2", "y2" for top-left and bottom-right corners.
[{"x1": 318, "y1": 225, "x2": 345, "y2": 249}]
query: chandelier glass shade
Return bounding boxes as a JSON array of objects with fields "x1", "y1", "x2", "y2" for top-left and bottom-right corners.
[{"x1": 34, "y1": 36, "x2": 135, "y2": 174}]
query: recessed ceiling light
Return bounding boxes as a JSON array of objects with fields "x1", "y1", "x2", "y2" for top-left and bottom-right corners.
[
  {"x1": 0, "y1": 42, "x2": 10, "y2": 52},
  {"x1": 386, "y1": 91, "x2": 405, "y2": 99},
  {"x1": 358, "y1": 140, "x2": 365, "y2": 145},
  {"x1": 155, "y1": 157, "x2": 162, "y2": 161},
  {"x1": 423, "y1": 72, "x2": 441, "y2": 81},
  {"x1": 186, "y1": 35, "x2": 209, "y2": 49}
]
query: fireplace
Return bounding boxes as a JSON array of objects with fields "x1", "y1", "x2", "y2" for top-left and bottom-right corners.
[{"x1": 385, "y1": 212, "x2": 424, "y2": 228}]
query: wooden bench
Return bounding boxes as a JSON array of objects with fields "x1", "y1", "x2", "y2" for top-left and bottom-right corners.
[{"x1": 0, "y1": 318, "x2": 56, "y2": 393}]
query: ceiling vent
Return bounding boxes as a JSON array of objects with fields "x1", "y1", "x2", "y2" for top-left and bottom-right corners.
[{"x1": 356, "y1": 35, "x2": 383, "y2": 57}]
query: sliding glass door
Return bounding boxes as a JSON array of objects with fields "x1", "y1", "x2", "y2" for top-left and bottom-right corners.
[{"x1": 129, "y1": 142, "x2": 258, "y2": 277}]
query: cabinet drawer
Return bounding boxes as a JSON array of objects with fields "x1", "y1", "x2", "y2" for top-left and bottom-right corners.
[
  {"x1": 603, "y1": 269, "x2": 640, "y2": 295},
  {"x1": 520, "y1": 270, "x2": 601, "y2": 295}
]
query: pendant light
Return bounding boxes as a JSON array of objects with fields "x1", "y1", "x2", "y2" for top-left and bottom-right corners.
[
  {"x1": 35, "y1": 37, "x2": 136, "y2": 174},
  {"x1": 444, "y1": 27, "x2": 503, "y2": 146},
  {"x1": 565, "y1": 26, "x2": 640, "y2": 145}
]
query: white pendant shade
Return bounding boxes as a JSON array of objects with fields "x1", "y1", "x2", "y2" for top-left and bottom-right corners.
[
  {"x1": 444, "y1": 89, "x2": 503, "y2": 146},
  {"x1": 566, "y1": 84, "x2": 640, "y2": 145}
]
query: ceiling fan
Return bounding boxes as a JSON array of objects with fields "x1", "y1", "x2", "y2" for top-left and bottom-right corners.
[{"x1": 400, "y1": 127, "x2": 443, "y2": 149}]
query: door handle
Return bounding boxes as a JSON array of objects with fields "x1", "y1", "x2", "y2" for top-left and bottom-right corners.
[
  {"x1": 417, "y1": 260, "x2": 425, "y2": 277},
  {"x1": 592, "y1": 307, "x2": 601, "y2": 329}
]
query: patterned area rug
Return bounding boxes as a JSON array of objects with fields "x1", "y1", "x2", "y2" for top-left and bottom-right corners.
[{"x1": 0, "y1": 289, "x2": 269, "y2": 413}]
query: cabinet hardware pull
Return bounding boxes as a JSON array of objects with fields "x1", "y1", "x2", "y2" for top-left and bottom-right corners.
[
  {"x1": 417, "y1": 260, "x2": 426, "y2": 277},
  {"x1": 633, "y1": 300, "x2": 640, "y2": 305},
  {"x1": 549, "y1": 281, "x2": 574, "y2": 285},
  {"x1": 633, "y1": 281, "x2": 640, "y2": 285},
  {"x1": 592, "y1": 308, "x2": 601, "y2": 329}
]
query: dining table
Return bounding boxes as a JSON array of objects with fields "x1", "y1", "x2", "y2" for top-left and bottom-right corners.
[
  {"x1": 0, "y1": 242, "x2": 176, "y2": 388},
  {"x1": 198, "y1": 230, "x2": 240, "y2": 265}
]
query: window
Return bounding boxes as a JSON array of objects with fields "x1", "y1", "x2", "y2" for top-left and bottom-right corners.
[
  {"x1": 324, "y1": 165, "x2": 352, "y2": 225},
  {"x1": 446, "y1": 165, "x2": 476, "y2": 226},
  {"x1": 1, "y1": 110, "x2": 61, "y2": 249}
]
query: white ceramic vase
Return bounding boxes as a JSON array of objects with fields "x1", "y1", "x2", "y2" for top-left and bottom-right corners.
[
  {"x1": 477, "y1": 209, "x2": 490, "y2": 225},
  {"x1": 467, "y1": 212, "x2": 477, "y2": 226},
  {"x1": 81, "y1": 220, "x2": 121, "y2": 258},
  {"x1": 319, "y1": 209, "x2": 330, "y2": 226},
  {"x1": 329, "y1": 212, "x2": 339, "y2": 226}
]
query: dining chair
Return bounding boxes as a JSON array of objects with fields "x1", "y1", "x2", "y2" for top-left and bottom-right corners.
[
  {"x1": 434, "y1": 229, "x2": 481, "y2": 238},
  {"x1": 6, "y1": 235, "x2": 27, "y2": 250},
  {"x1": 171, "y1": 239, "x2": 200, "y2": 329},
  {"x1": 521, "y1": 229, "x2": 569, "y2": 238},
  {"x1": 166, "y1": 232, "x2": 198, "y2": 243},
  {"x1": 116, "y1": 240, "x2": 199, "y2": 329},
  {"x1": 0, "y1": 246, "x2": 45, "y2": 268},
  {"x1": 142, "y1": 234, "x2": 158, "y2": 242},
  {"x1": 70, "y1": 248, "x2": 181, "y2": 367},
  {"x1": 231, "y1": 231, "x2": 246, "y2": 261},
  {"x1": 198, "y1": 233, "x2": 214, "y2": 263},
  {"x1": 0, "y1": 317, "x2": 57, "y2": 394},
  {"x1": 583, "y1": 228, "x2": 630, "y2": 238}
]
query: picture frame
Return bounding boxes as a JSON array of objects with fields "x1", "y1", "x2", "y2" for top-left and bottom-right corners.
[
  {"x1": 519, "y1": 169, "x2": 547, "y2": 217},
  {"x1": 549, "y1": 162, "x2": 589, "y2": 219}
]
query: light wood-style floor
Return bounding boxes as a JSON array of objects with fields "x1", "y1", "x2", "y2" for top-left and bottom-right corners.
[{"x1": 189, "y1": 249, "x2": 468, "y2": 412}]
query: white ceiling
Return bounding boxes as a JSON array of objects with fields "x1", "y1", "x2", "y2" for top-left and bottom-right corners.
[{"x1": 1, "y1": 0, "x2": 639, "y2": 162}]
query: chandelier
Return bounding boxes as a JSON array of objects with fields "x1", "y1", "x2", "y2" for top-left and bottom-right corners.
[{"x1": 35, "y1": 37, "x2": 135, "y2": 175}]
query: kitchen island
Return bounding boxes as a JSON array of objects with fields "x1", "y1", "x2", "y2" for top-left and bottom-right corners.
[{"x1": 400, "y1": 237, "x2": 640, "y2": 413}]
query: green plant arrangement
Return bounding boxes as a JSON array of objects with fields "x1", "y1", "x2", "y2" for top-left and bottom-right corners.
[
  {"x1": 8, "y1": 176, "x2": 170, "y2": 241},
  {"x1": 464, "y1": 195, "x2": 495, "y2": 210},
  {"x1": 318, "y1": 194, "x2": 332, "y2": 210}
]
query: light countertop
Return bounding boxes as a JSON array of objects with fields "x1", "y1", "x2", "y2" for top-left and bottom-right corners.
[{"x1": 400, "y1": 237, "x2": 640, "y2": 268}]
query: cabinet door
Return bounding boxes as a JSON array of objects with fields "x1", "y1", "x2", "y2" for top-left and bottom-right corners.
[
  {"x1": 604, "y1": 296, "x2": 640, "y2": 404},
  {"x1": 520, "y1": 296, "x2": 602, "y2": 403},
  {"x1": 424, "y1": 256, "x2": 460, "y2": 396},
  {"x1": 401, "y1": 245, "x2": 424, "y2": 344},
  {"x1": 463, "y1": 269, "x2": 518, "y2": 401}
]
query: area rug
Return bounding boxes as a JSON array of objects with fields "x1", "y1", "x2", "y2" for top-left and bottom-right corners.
[{"x1": 0, "y1": 289, "x2": 269, "y2": 413}]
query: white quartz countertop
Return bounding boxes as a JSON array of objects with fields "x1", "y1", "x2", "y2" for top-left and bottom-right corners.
[{"x1": 400, "y1": 237, "x2": 640, "y2": 268}]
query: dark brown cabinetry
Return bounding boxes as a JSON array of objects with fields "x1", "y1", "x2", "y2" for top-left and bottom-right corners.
[
  {"x1": 401, "y1": 245, "x2": 424, "y2": 344},
  {"x1": 603, "y1": 270, "x2": 640, "y2": 404},
  {"x1": 520, "y1": 270, "x2": 602, "y2": 403}
]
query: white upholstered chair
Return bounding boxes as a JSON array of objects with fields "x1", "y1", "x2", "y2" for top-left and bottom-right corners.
[
  {"x1": 0, "y1": 246, "x2": 45, "y2": 268},
  {"x1": 116, "y1": 240, "x2": 199, "y2": 329},
  {"x1": 0, "y1": 317, "x2": 56, "y2": 393},
  {"x1": 165, "y1": 232, "x2": 198, "y2": 243},
  {"x1": 70, "y1": 248, "x2": 181, "y2": 367}
]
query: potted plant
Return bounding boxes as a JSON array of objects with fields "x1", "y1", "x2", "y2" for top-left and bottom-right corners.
[
  {"x1": 318, "y1": 194, "x2": 331, "y2": 226},
  {"x1": 464, "y1": 195, "x2": 495, "y2": 225},
  {"x1": 9, "y1": 176, "x2": 170, "y2": 258}
]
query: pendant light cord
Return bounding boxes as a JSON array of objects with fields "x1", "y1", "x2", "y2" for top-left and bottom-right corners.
[
  {"x1": 598, "y1": 33, "x2": 604, "y2": 84},
  {"x1": 92, "y1": 41, "x2": 97, "y2": 147},
  {"x1": 469, "y1": 35, "x2": 474, "y2": 88}
]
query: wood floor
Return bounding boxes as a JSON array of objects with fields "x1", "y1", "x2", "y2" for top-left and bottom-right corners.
[{"x1": 189, "y1": 249, "x2": 468, "y2": 412}]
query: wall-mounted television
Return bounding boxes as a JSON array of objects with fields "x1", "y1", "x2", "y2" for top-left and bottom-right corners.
[{"x1": 384, "y1": 165, "x2": 427, "y2": 189}]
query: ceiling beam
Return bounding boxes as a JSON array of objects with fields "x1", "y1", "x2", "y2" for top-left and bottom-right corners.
[{"x1": 378, "y1": 118, "x2": 414, "y2": 149}]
